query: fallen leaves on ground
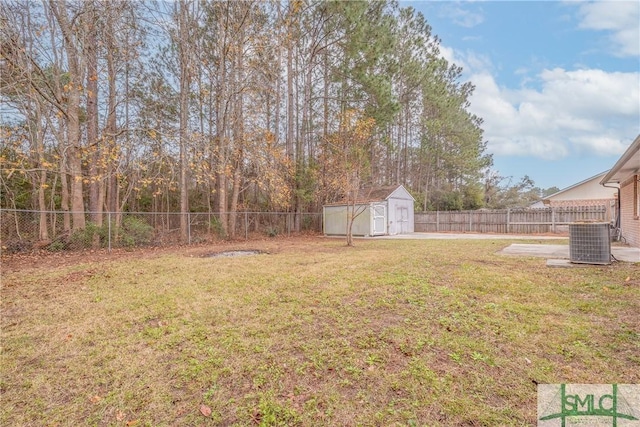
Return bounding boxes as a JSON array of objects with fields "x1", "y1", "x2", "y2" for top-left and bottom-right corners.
[{"x1": 200, "y1": 404, "x2": 212, "y2": 417}]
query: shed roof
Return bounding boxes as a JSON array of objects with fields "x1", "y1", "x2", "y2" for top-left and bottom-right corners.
[
  {"x1": 324, "y1": 184, "x2": 414, "y2": 206},
  {"x1": 600, "y1": 134, "x2": 640, "y2": 184},
  {"x1": 356, "y1": 185, "x2": 413, "y2": 202}
]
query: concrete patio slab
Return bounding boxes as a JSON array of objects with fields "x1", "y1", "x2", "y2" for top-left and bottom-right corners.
[
  {"x1": 344, "y1": 233, "x2": 639, "y2": 263},
  {"x1": 612, "y1": 246, "x2": 640, "y2": 262},
  {"x1": 375, "y1": 232, "x2": 566, "y2": 240}
]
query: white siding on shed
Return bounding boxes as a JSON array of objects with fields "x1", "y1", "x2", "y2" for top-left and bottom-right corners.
[
  {"x1": 386, "y1": 186, "x2": 415, "y2": 235},
  {"x1": 322, "y1": 185, "x2": 414, "y2": 236},
  {"x1": 323, "y1": 204, "x2": 373, "y2": 236}
]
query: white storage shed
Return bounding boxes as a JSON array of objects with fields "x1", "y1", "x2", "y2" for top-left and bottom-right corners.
[{"x1": 323, "y1": 185, "x2": 415, "y2": 237}]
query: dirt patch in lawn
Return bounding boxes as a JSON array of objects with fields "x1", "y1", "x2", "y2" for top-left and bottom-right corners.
[
  {"x1": 202, "y1": 249, "x2": 264, "y2": 258},
  {"x1": 0, "y1": 234, "x2": 325, "y2": 274}
]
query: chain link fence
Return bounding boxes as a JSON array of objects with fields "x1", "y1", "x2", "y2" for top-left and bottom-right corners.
[{"x1": 0, "y1": 210, "x2": 323, "y2": 253}]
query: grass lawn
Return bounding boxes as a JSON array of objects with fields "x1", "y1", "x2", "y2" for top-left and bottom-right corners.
[{"x1": 2, "y1": 237, "x2": 639, "y2": 426}]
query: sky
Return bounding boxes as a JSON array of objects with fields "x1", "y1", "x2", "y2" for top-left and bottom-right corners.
[{"x1": 406, "y1": 0, "x2": 640, "y2": 190}]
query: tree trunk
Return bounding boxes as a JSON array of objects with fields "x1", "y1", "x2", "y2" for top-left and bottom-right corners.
[
  {"x1": 86, "y1": 2, "x2": 101, "y2": 247},
  {"x1": 33, "y1": 105, "x2": 49, "y2": 241},
  {"x1": 274, "y1": 1, "x2": 282, "y2": 146},
  {"x1": 67, "y1": 86, "x2": 85, "y2": 231},
  {"x1": 346, "y1": 202, "x2": 355, "y2": 246},
  {"x1": 105, "y1": 13, "x2": 118, "y2": 215},
  {"x1": 59, "y1": 153, "x2": 71, "y2": 233},
  {"x1": 50, "y1": 0, "x2": 85, "y2": 231},
  {"x1": 286, "y1": 6, "x2": 296, "y2": 225},
  {"x1": 178, "y1": 0, "x2": 191, "y2": 243},
  {"x1": 286, "y1": 24, "x2": 294, "y2": 162},
  {"x1": 215, "y1": 2, "x2": 229, "y2": 238},
  {"x1": 228, "y1": 30, "x2": 245, "y2": 240},
  {"x1": 86, "y1": 2, "x2": 99, "y2": 221},
  {"x1": 228, "y1": 156, "x2": 242, "y2": 239},
  {"x1": 37, "y1": 172, "x2": 49, "y2": 240},
  {"x1": 32, "y1": 101, "x2": 49, "y2": 241}
]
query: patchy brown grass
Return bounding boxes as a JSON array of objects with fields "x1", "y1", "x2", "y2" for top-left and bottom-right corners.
[{"x1": 2, "y1": 237, "x2": 639, "y2": 426}]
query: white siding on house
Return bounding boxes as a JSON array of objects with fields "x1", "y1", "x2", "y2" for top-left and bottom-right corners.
[
  {"x1": 546, "y1": 176, "x2": 616, "y2": 201},
  {"x1": 529, "y1": 201, "x2": 546, "y2": 209},
  {"x1": 619, "y1": 176, "x2": 640, "y2": 248}
]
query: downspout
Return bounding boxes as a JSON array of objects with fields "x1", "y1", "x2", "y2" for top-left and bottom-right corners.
[{"x1": 602, "y1": 183, "x2": 620, "y2": 228}]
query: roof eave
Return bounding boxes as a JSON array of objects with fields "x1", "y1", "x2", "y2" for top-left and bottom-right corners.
[
  {"x1": 388, "y1": 184, "x2": 416, "y2": 202},
  {"x1": 600, "y1": 134, "x2": 640, "y2": 185}
]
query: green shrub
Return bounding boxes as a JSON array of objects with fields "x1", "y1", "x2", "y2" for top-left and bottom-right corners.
[
  {"x1": 209, "y1": 216, "x2": 227, "y2": 239},
  {"x1": 67, "y1": 217, "x2": 153, "y2": 249},
  {"x1": 302, "y1": 215, "x2": 314, "y2": 231},
  {"x1": 119, "y1": 217, "x2": 153, "y2": 247},
  {"x1": 265, "y1": 226, "x2": 279, "y2": 237},
  {"x1": 69, "y1": 222, "x2": 107, "y2": 249},
  {"x1": 47, "y1": 240, "x2": 66, "y2": 252}
]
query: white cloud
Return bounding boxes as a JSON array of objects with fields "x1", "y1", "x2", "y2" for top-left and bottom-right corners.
[
  {"x1": 538, "y1": 68, "x2": 639, "y2": 117},
  {"x1": 439, "y1": 46, "x2": 492, "y2": 75},
  {"x1": 576, "y1": 1, "x2": 640, "y2": 57},
  {"x1": 439, "y1": 45, "x2": 460, "y2": 68},
  {"x1": 467, "y1": 67, "x2": 639, "y2": 160},
  {"x1": 439, "y1": 4, "x2": 484, "y2": 28}
]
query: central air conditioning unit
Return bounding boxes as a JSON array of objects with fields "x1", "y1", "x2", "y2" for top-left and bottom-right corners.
[{"x1": 569, "y1": 222, "x2": 611, "y2": 265}]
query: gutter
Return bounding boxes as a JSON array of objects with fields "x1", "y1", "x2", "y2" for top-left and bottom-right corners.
[{"x1": 600, "y1": 134, "x2": 640, "y2": 185}]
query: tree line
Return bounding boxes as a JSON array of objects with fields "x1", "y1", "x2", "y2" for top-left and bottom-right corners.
[{"x1": 1, "y1": 0, "x2": 544, "y2": 242}]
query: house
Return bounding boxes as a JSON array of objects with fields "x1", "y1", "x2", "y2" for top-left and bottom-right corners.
[
  {"x1": 600, "y1": 135, "x2": 640, "y2": 248},
  {"x1": 540, "y1": 171, "x2": 618, "y2": 221},
  {"x1": 529, "y1": 200, "x2": 546, "y2": 209},
  {"x1": 323, "y1": 185, "x2": 415, "y2": 237}
]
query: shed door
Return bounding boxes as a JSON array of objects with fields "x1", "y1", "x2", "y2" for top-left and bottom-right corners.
[
  {"x1": 372, "y1": 204, "x2": 386, "y2": 235},
  {"x1": 396, "y1": 206, "x2": 409, "y2": 234}
]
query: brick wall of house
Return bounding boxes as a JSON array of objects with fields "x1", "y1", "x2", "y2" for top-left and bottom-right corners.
[{"x1": 619, "y1": 175, "x2": 640, "y2": 248}]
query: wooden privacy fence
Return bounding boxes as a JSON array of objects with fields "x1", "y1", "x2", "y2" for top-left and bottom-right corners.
[{"x1": 414, "y1": 206, "x2": 608, "y2": 234}]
